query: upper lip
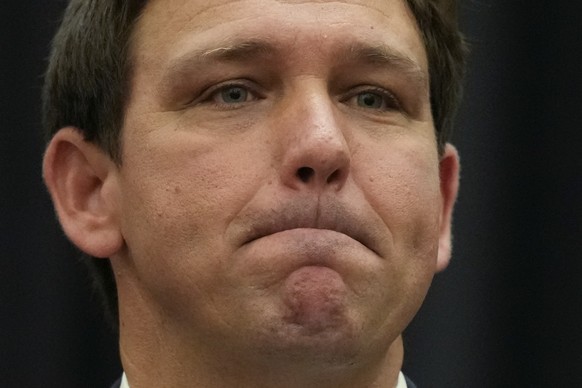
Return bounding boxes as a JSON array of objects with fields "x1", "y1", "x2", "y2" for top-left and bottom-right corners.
[{"x1": 242, "y1": 202, "x2": 382, "y2": 256}]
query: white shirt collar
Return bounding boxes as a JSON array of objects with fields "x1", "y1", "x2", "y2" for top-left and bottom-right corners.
[
  {"x1": 396, "y1": 371, "x2": 408, "y2": 388},
  {"x1": 121, "y1": 371, "x2": 407, "y2": 387},
  {"x1": 120, "y1": 373, "x2": 130, "y2": 388}
]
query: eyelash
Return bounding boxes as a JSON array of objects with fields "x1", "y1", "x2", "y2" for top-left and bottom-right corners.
[
  {"x1": 344, "y1": 86, "x2": 402, "y2": 112},
  {"x1": 198, "y1": 80, "x2": 262, "y2": 108},
  {"x1": 193, "y1": 81, "x2": 402, "y2": 114}
]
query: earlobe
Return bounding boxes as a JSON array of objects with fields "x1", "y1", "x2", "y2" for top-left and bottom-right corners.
[
  {"x1": 435, "y1": 143, "x2": 460, "y2": 272},
  {"x1": 43, "y1": 127, "x2": 123, "y2": 259}
]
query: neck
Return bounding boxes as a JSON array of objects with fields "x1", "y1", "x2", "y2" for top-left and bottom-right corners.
[{"x1": 119, "y1": 324, "x2": 404, "y2": 388}]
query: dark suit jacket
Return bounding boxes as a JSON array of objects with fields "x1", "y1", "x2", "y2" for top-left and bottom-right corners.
[
  {"x1": 110, "y1": 377, "x2": 121, "y2": 388},
  {"x1": 405, "y1": 374, "x2": 418, "y2": 388}
]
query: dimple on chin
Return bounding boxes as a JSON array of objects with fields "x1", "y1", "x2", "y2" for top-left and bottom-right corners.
[{"x1": 281, "y1": 266, "x2": 350, "y2": 334}]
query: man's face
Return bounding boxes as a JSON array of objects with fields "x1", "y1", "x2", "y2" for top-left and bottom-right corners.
[{"x1": 114, "y1": 0, "x2": 454, "y2": 364}]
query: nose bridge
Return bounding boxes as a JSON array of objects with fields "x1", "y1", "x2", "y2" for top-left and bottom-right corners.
[{"x1": 276, "y1": 82, "x2": 351, "y2": 191}]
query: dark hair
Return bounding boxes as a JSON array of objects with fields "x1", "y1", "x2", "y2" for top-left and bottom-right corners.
[
  {"x1": 43, "y1": 0, "x2": 467, "y2": 329},
  {"x1": 407, "y1": 0, "x2": 467, "y2": 152}
]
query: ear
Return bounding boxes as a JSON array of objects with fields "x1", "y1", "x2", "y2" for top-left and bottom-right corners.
[
  {"x1": 43, "y1": 127, "x2": 123, "y2": 258},
  {"x1": 435, "y1": 143, "x2": 460, "y2": 272}
]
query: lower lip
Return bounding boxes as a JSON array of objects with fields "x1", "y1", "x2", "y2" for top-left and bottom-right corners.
[
  {"x1": 246, "y1": 228, "x2": 350, "y2": 263},
  {"x1": 235, "y1": 228, "x2": 376, "y2": 286},
  {"x1": 249, "y1": 228, "x2": 360, "y2": 250}
]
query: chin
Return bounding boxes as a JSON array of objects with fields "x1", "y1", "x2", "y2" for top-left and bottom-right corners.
[
  {"x1": 248, "y1": 297, "x2": 380, "y2": 367},
  {"x1": 238, "y1": 266, "x2": 396, "y2": 365},
  {"x1": 259, "y1": 318, "x2": 362, "y2": 363}
]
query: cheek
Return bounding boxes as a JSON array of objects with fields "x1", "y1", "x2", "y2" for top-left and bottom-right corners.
[
  {"x1": 117, "y1": 133, "x2": 267, "y2": 296},
  {"x1": 359, "y1": 144, "x2": 442, "y2": 332},
  {"x1": 358, "y1": 140, "x2": 442, "y2": 264}
]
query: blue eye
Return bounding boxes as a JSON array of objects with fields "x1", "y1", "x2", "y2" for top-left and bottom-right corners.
[
  {"x1": 347, "y1": 88, "x2": 401, "y2": 112},
  {"x1": 218, "y1": 86, "x2": 249, "y2": 103},
  {"x1": 357, "y1": 92, "x2": 384, "y2": 109},
  {"x1": 195, "y1": 81, "x2": 262, "y2": 109}
]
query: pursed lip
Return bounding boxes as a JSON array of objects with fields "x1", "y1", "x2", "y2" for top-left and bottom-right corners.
[{"x1": 242, "y1": 203, "x2": 383, "y2": 257}]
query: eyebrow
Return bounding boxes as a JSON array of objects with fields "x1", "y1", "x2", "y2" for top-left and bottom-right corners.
[
  {"x1": 344, "y1": 44, "x2": 428, "y2": 91},
  {"x1": 198, "y1": 39, "x2": 275, "y2": 61},
  {"x1": 161, "y1": 38, "x2": 428, "y2": 92},
  {"x1": 162, "y1": 39, "x2": 276, "y2": 82}
]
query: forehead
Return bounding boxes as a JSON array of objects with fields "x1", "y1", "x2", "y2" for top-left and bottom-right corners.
[{"x1": 130, "y1": 0, "x2": 427, "y2": 73}]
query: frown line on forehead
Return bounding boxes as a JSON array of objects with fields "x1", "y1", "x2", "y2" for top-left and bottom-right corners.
[{"x1": 160, "y1": 37, "x2": 428, "y2": 91}]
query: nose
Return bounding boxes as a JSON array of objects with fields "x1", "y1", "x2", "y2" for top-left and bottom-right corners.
[{"x1": 275, "y1": 87, "x2": 351, "y2": 192}]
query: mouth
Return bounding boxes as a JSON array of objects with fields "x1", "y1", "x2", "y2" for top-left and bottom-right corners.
[{"x1": 243, "y1": 207, "x2": 381, "y2": 256}]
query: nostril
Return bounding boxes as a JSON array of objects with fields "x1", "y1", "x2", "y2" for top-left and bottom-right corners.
[
  {"x1": 296, "y1": 167, "x2": 314, "y2": 183},
  {"x1": 327, "y1": 169, "x2": 340, "y2": 183}
]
